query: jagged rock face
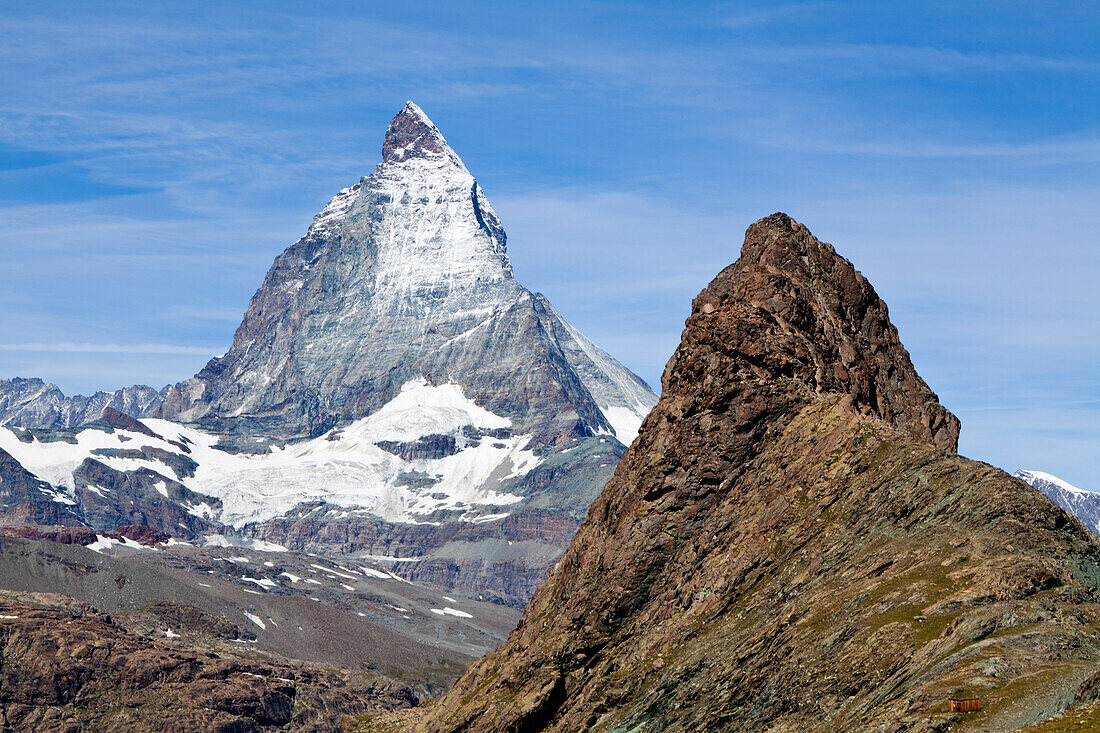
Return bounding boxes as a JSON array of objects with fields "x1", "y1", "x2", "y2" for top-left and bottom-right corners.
[
  {"x1": 0, "y1": 378, "x2": 164, "y2": 431},
  {"x1": 0, "y1": 415, "x2": 224, "y2": 539},
  {"x1": 70, "y1": 459, "x2": 221, "y2": 539},
  {"x1": 159, "y1": 101, "x2": 655, "y2": 443},
  {"x1": 683, "y1": 213, "x2": 959, "y2": 452},
  {"x1": 239, "y1": 506, "x2": 587, "y2": 606},
  {"x1": 1018, "y1": 470, "x2": 1100, "y2": 535},
  {"x1": 410, "y1": 215, "x2": 1100, "y2": 732}
]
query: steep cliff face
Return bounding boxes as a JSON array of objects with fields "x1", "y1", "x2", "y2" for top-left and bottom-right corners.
[
  {"x1": 158, "y1": 101, "x2": 655, "y2": 444},
  {"x1": 0, "y1": 446, "x2": 87, "y2": 528},
  {"x1": 408, "y1": 215, "x2": 1100, "y2": 732}
]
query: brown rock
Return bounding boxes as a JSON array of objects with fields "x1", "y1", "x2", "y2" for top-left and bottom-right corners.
[
  {"x1": 0, "y1": 591, "x2": 417, "y2": 731},
  {"x1": 403, "y1": 215, "x2": 1100, "y2": 732}
]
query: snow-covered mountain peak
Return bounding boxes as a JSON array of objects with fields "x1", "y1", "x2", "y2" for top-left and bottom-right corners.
[
  {"x1": 151, "y1": 101, "x2": 657, "y2": 443},
  {"x1": 1016, "y1": 469, "x2": 1090, "y2": 495},
  {"x1": 1017, "y1": 469, "x2": 1100, "y2": 536},
  {"x1": 381, "y1": 100, "x2": 466, "y2": 171}
]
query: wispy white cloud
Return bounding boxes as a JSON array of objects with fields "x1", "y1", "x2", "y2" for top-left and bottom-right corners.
[
  {"x1": 742, "y1": 43, "x2": 1098, "y2": 74},
  {"x1": 0, "y1": 342, "x2": 218, "y2": 355},
  {"x1": 965, "y1": 399, "x2": 1100, "y2": 413},
  {"x1": 750, "y1": 127, "x2": 1100, "y2": 161},
  {"x1": 718, "y1": 4, "x2": 827, "y2": 30}
]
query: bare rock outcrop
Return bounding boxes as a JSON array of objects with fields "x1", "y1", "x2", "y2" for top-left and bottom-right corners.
[
  {"x1": 0, "y1": 591, "x2": 417, "y2": 732},
  {"x1": 402, "y1": 215, "x2": 1100, "y2": 732}
]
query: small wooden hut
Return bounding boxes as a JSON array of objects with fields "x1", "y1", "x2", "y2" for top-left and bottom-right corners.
[{"x1": 948, "y1": 696, "x2": 981, "y2": 713}]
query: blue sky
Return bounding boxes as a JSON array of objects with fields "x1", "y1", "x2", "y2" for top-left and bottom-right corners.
[{"x1": 0, "y1": 1, "x2": 1097, "y2": 487}]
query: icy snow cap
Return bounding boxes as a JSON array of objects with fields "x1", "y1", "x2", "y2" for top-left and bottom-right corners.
[{"x1": 382, "y1": 101, "x2": 465, "y2": 169}]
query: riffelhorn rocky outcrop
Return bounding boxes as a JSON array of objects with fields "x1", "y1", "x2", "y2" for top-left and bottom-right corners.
[{"x1": 390, "y1": 214, "x2": 1100, "y2": 732}]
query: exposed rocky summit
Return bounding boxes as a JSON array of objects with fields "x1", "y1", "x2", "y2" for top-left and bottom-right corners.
[{"x1": 397, "y1": 214, "x2": 1100, "y2": 732}]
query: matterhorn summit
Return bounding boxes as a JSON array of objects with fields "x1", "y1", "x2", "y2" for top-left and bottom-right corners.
[{"x1": 158, "y1": 101, "x2": 656, "y2": 444}]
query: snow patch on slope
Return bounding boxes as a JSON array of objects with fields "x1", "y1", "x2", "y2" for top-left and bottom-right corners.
[{"x1": 340, "y1": 378, "x2": 508, "y2": 443}]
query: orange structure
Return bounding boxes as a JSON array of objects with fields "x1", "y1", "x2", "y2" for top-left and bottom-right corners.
[{"x1": 949, "y1": 697, "x2": 981, "y2": 713}]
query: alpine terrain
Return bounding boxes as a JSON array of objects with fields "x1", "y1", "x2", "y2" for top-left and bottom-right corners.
[
  {"x1": 0, "y1": 103, "x2": 657, "y2": 729},
  {"x1": 381, "y1": 214, "x2": 1100, "y2": 732},
  {"x1": 0, "y1": 101, "x2": 657, "y2": 605}
]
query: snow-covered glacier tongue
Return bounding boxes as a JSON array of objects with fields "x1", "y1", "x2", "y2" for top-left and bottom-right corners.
[
  {"x1": 0, "y1": 379, "x2": 538, "y2": 528},
  {"x1": 0, "y1": 101, "x2": 658, "y2": 604}
]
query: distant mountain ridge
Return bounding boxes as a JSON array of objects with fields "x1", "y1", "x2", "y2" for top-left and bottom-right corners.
[
  {"x1": 0, "y1": 377, "x2": 165, "y2": 431},
  {"x1": 1017, "y1": 469, "x2": 1100, "y2": 535}
]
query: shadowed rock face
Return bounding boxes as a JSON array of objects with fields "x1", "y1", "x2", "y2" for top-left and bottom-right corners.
[
  {"x1": 404, "y1": 215, "x2": 1100, "y2": 732},
  {"x1": 0, "y1": 447, "x2": 87, "y2": 528}
]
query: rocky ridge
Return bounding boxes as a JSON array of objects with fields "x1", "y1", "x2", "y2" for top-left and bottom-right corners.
[
  {"x1": 392, "y1": 214, "x2": 1100, "y2": 732},
  {"x1": 0, "y1": 378, "x2": 164, "y2": 431}
]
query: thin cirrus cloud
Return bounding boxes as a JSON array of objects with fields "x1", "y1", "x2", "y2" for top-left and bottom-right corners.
[
  {"x1": 159, "y1": 306, "x2": 244, "y2": 322},
  {"x1": 0, "y1": 342, "x2": 219, "y2": 355}
]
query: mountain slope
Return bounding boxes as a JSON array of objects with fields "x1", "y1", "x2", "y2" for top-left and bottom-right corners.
[
  {"x1": 405, "y1": 214, "x2": 1100, "y2": 732},
  {"x1": 1017, "y1": 470, "x2": 1100, "y2": 535},
  {"x1": 0, "y1": 587, "x2": 418, "y2": 732},
  {"x1": 158, "y1": 101, "x2": 655, "y2": 444}
]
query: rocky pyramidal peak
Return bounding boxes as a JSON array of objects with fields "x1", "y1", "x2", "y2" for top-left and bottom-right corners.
[
  {"x1": 382, "y1": 100, "x2": 468, "y2": 167},
  {"x1": 402, "y1": 214, "x2": 1100, "y2": 732},
  {"x1": 156, "y1": 101, "x2": 655, "y2": 443}
]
